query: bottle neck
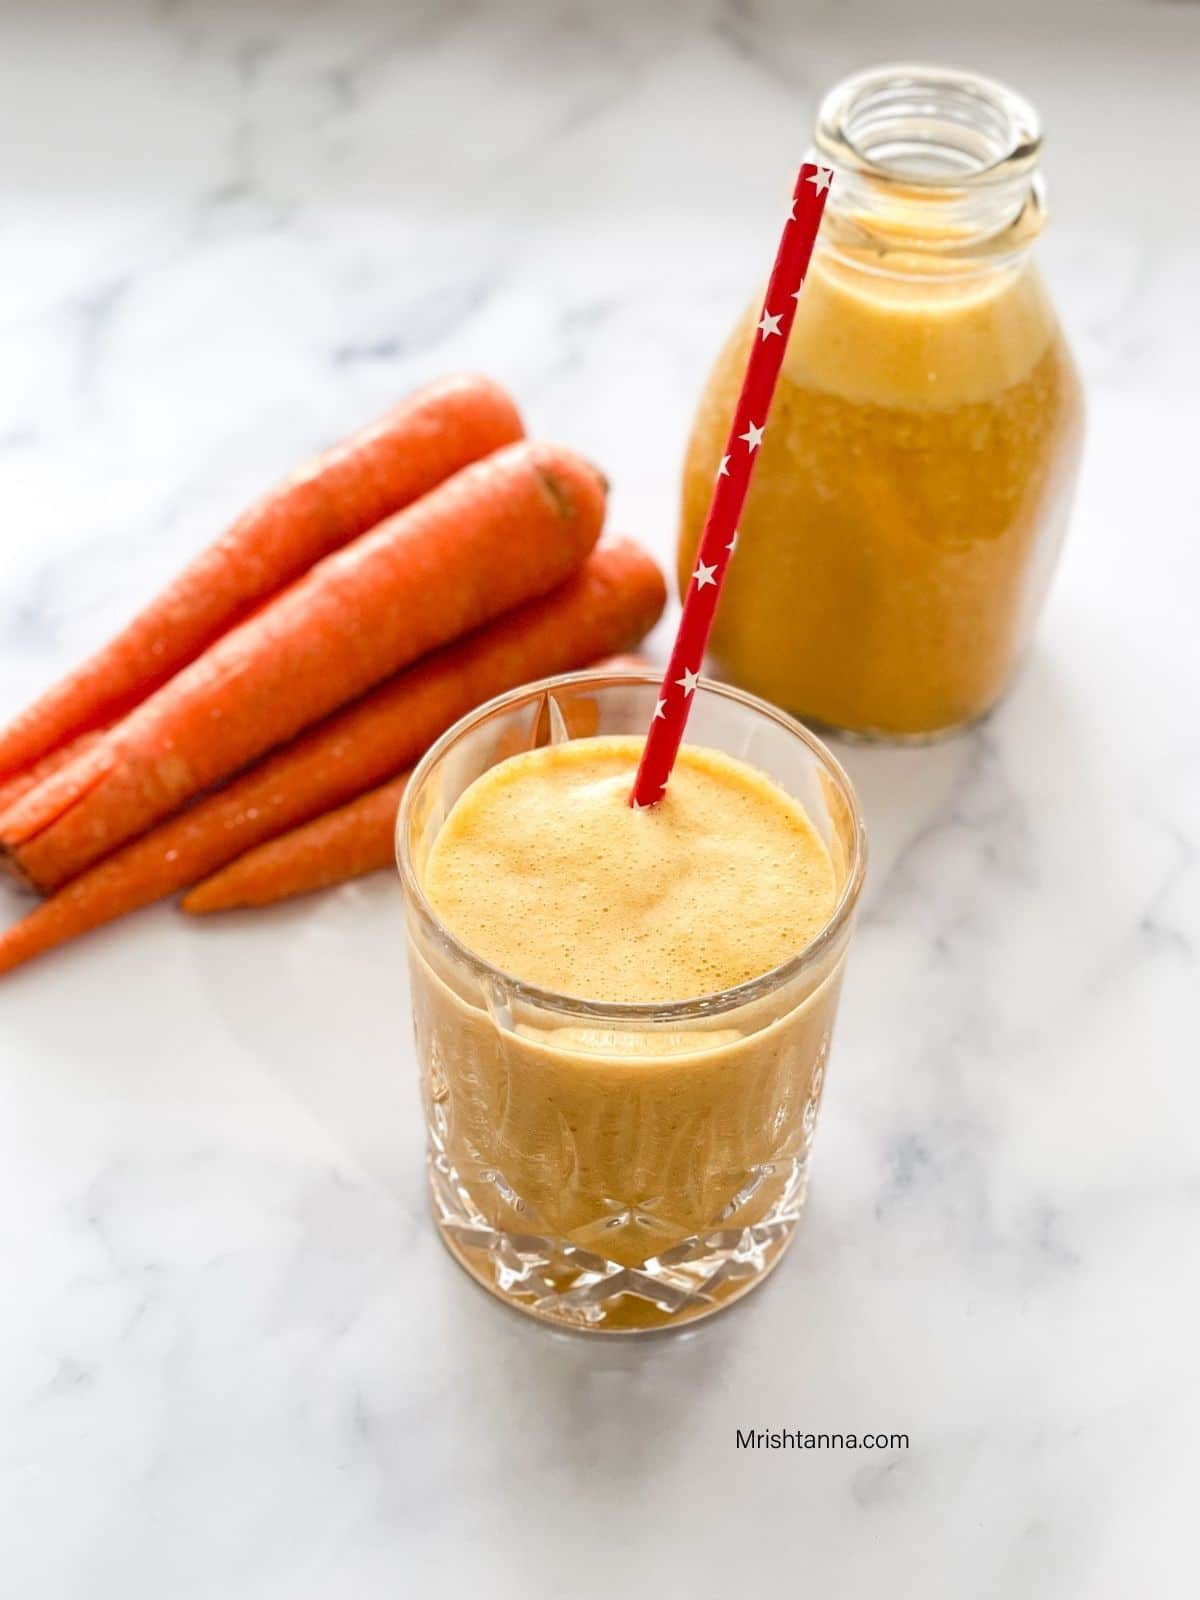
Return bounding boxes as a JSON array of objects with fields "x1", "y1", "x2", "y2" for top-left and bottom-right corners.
[{"x1": 812, "y1": 66, "x2": 1045, "y2": 272}]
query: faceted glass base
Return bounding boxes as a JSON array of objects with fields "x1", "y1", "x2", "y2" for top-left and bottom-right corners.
[{"x1": 428, "y1": 1148, "x2": 809, "y2": 1334}]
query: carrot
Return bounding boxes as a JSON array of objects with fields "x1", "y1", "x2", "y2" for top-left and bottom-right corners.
[
  {"x1": 180, "y1": 653, "x2": 656, "y2": 913},
  {"x1": 0, "y1": 724, "x2": 111, "y2": 821},
  {"x1": 182, "y1": 775, "x2": 410, "y2": 913},
  {"x1": 0, "y1": 539, "x2": 665, "y2": 974},
  {"x1": 0, "y1": 377, "x2": 523, "y2": 786},
  {"x1": 1, "y1": 440, "x2": 605, "y2": 892},
  {"x1": 589, "y1": 653, "x2": 654, "y2": 674}
]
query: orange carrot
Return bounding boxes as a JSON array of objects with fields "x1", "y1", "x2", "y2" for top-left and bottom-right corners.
[
  {"x1": 1, "y1": 440, "x2": 605, "y2": 892},
  {"x1": 0, "y1": 378, "x2": 523, "y2": 781},
  {"x1": 0, "y1": 724, "x2": 111, "y2": 821},
  {"x1": 182, "y1": 775, "x2": 410, "y2": 912},
  {"x1": 0, "y1": 377, "x2": 523, "y2": 785},
  {"x1": 180, "y1": 653, "x2": 656, "y2": 913},
  {"x1": 0, "y1": 540, "x2": 665, "y2": 973}
]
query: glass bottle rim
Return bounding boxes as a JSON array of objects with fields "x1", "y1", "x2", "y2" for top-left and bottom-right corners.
[
  {"x1": 816, "y1": 63, "x2": 1042, "y2": 192},
  {"x1": 396, "y1": 670, "x2": 868, "y2": 1026}
]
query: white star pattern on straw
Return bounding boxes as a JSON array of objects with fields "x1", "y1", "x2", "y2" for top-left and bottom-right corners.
[{"x1": 628, "y1": 154, "x2": 829, "y2": 811}]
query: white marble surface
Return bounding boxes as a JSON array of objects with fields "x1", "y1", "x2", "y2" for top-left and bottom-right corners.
[{"x1": 2, "y1": 1, "x2": 1199, "y2": 1594}]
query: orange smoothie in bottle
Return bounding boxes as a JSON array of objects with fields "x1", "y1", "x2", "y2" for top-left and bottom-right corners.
[{"x1": 679, "y1": 67, "x2": 1084, "y2": 740}]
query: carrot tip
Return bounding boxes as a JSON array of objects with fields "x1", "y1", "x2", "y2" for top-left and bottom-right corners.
[
  {"x1": 0, "y1": 847, "x2": 39, "y2": 895},
  {"x1": 178, "y1": 886, "x2": 218, "y2": 916}
]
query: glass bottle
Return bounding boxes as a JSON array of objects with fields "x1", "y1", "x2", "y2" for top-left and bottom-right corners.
[{"x1": 678, "y1": 65, "x2": 1085, "y2": 741}]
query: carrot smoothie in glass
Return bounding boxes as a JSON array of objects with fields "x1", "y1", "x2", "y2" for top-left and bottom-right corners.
[{"x1": 398, "y1": 673, "x2": 864, "y2": 1333}]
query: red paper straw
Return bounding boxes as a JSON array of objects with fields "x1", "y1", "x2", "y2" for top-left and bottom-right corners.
[{"x1": 630, "y1": 161, "x2": 833, "y2": 807}]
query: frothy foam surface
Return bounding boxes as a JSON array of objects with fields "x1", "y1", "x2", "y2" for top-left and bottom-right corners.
[{"x1": 423, "y1": 735, "x2": 838, "y2": 1004}]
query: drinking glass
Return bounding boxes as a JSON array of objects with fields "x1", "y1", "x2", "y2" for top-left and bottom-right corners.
[{"x1": 397, "y1": 672, "x2": 866, "y2": 1333}]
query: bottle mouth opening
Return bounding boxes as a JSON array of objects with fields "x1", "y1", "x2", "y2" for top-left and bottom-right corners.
[{"x1": 817, "y1": 64, "x2": 1041, "y2": 188}]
